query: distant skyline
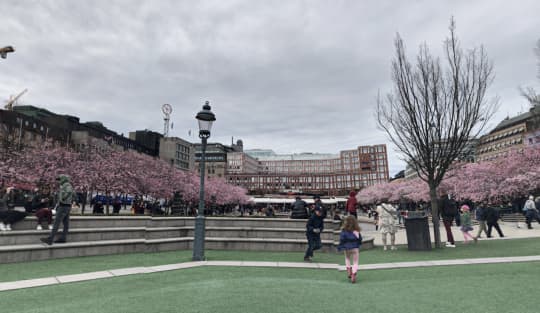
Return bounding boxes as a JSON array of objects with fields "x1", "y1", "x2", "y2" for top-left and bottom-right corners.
[{"x1": 1, "y1": 0, "x2": 539, "y2": 176}]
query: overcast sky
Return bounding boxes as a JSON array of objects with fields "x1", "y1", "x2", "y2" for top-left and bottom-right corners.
[{"x1": 1, "y1": 0, "x2": 539, "y2": 176}]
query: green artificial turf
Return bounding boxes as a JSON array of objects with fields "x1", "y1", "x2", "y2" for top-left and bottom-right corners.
[
  {"x1": 1, "y1": 262, "x2": 537, "y2": 313},
  {"x1": 1, "y1": 237, "x2": 539, "y2": 283}
]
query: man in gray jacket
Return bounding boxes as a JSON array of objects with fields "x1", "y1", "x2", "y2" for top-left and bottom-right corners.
[{"x1": 40, "y1": 175, "x2": 74, "y2": 245}]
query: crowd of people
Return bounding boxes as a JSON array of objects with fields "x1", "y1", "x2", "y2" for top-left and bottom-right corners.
[
  {"x1": 293, "y1": 190, "x2": 540, "y2": 283},
  {"x1": 2, "y1": 180, "x2": 539, "y2": 285}
]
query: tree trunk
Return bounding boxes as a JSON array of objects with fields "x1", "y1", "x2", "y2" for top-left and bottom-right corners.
[
  {"x1": 105, "y1": 190, "x2": 110, "y2": 215},
  {"x1": 429, "y1": 184, "x2": 442, "y2": 248}
]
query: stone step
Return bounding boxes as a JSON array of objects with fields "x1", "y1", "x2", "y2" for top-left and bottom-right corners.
[
  {"x1": 500, "y1": 213, "x2": 526, "y2": 223},
  {"x1": 0, "y1": 226, "x2": 336, "y2": 246},
  {"x1": 12, "y1": 216, "x2": 151, "y2": 230},
  {"x1": 0, "y1": 227, "x2": 147, "y2": 246},
  {"x1": 13, "y1": 216, "x2": 341, "y2": 231},
  {"x1": 0, "y1": 236, "x2": 374, "y2": 263}
]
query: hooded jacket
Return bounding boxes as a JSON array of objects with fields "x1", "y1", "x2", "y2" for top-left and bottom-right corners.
[
  {"x1": 58, "y1": 175, "x2": 74, "y2": 206},
  {"x1": 346, "y1": 191, "x2": 357, "y2": 213}
]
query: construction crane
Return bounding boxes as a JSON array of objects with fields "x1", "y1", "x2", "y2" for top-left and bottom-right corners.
[{"x1": 4, "y1": 88, "x2": 28, "y2": 110}]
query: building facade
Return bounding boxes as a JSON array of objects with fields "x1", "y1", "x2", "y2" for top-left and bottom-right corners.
[
  {"x1": 159, "y1": 137, "x2": 194, "y2": 171},
  {"x1": 226, "y1": 144, "x2": 389, "y2": 196},
  {"x1": 475, "y1": 105, "x2": 540, "y2": 161},
  {"x1": 193, "y1": 140, "x2": 244, "y2": 178},
  {"x1": 129, "y1": 130, "x2": 163, "y2": 157},
  {"x1": 1, "y1": 106, "x2": 158, "y2": 157}
]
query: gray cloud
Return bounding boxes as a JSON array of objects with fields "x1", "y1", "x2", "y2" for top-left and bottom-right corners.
[{"x1": 1, "y1": 0, "x2": 539, "y2": 176}]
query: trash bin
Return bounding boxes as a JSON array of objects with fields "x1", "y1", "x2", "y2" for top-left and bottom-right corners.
[{"x1": 404, "y1": 212, "x2": 432, "y2": 251}]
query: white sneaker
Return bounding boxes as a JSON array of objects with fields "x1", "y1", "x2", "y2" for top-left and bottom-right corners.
[
  {"x1": 0, "y1": 223, "x2": 5, "y2": 231},
  {"x1": 446, "y1": 244, "x2": 456, "y2": 248},
  {"x1": 6, "y1": 224, "x2": 12, "y2": 231},
  {"x1": 48, "y1": 225, "x2": 53, "y2": 230},
  {"x1": 391, "y1": 246, "x2": 397, "y2": 250},
  {"x1": 36, "y1": 225, "x2": 43, "y2": 230},
  {"x1": 383, "y1": 246, "x2": 387, "y2": 251}
]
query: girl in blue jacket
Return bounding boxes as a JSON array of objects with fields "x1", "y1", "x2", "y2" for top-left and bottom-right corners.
[{"x1": 337, "y1": 215, "x2": 362, "y2": 283}]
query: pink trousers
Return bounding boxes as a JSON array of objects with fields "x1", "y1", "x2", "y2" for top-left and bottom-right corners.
[{"x1": 344, "y1": 248, "x2": 359, "y2": 273}]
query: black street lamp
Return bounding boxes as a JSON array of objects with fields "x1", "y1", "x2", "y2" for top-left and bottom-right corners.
[{"x1": 192, "y1": 101, "x2": 216, "y2": 261}]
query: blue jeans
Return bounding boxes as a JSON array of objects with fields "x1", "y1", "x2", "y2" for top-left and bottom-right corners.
[{"x1": 305, "y1": 233, "x2": 322, "y2": 258}]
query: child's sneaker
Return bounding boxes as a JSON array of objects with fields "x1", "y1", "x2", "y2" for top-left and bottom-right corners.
[
  {"x1": 36, "y1": 225, "x2": 43, "y2": 230},
  {"x1": 351, "y1": 272, "x2": 356, "y2": 284}
]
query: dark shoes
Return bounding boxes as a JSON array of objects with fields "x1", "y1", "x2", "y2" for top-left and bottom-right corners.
[
  {"x1": 40, "y1": 238, "x2": 67, "y2": 245},
  {"x1": 40, "y1": 237, "x2": 52, "y2": 245},
  {"x1": 303, "y1": 256, "x2": 312, "y2": 263}
]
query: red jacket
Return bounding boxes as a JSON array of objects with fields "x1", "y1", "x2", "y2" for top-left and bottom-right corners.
[{"x1": 346, "y1": 192, "x2": 357, "y2": 213}]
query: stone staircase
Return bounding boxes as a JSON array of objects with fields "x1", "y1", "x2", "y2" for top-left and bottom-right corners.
[
  {"x1": 0, "y1": 216, "x2": 374, "y2": 263},
  {"x1": 500, "y1": 212, "x2": 526, "y2": 224}
]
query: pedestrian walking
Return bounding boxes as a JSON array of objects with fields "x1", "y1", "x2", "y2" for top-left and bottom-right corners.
[
  {"x1": 474, "y1": 202, "x2": 488, "y2": 240},
  {"x1": 485, "y1": 203, "x2": 504, "y2": 238},
  {"x1": 377, "y1": 201, "x2": 398, "y2": 251},
  {"x1": 40, "y1": 175, "x2": 74, "y2": 245},
  {"x1": 304, "y1": 206, "x2": 324, "y2": 262},
  {"x1": 337, "y1": 215, "x2": 363, "y2": 283},
  {"x1": 460, "y1": 205, "x2": 474, "y2": 244},
  {"x1": 523, "y1": 195, "x2": 540, "y2": 229},
  {"x1": 440, "y1": 194, "x2": 457, "y2": 248}
]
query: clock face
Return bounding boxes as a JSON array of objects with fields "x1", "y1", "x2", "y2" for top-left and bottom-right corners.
[{"x1": 162, "y1": 103, "x2": 172, "y2": 114}]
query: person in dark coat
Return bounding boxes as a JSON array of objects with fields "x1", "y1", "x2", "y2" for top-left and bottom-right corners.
[
  {"x1": 112, "y1": 196, "x2": 122, "y2": 215},
  {"x1": 312, "y1": 195, "x2": 327, "y2": 219},
  {"x1": 304, "y1": 206, "x2": 325, "y2": 262},
  {"x1": 0, "y1": 187, "x2": 27, "y2": 231},
  {"x1": 485, "y1": 203, "x2": 504, "y2": 238},
  {"x1": 93, "y1": 201, "x2": 104, "y2": 214},
  {"x1": 290, "y1": 196, "x2": 308, "y2": 219},
  {"x1": 439, "y1": 194, "x2": 457, "y2": 247}
]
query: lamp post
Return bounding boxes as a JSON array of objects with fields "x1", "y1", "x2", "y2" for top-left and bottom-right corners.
[{"x1": 192, "y1": 101, "x2": 216, "y2": 261}]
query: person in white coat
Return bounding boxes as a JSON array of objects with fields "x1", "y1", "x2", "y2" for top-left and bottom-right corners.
[{"x1": 377, "y1": 202, "x2": 398, "y2": 251}]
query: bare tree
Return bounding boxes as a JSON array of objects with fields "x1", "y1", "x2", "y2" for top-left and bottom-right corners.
[
  {"x1": 520, "y1": 39, "x2": 540, "y2": 107},
  {"x1": 376, "y1": 19, "x2": 498, "y2": 248}
]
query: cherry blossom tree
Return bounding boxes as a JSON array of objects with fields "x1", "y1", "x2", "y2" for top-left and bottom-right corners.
[{"x1": 1, "y1": 142, "x2": 250, "y2": 208}]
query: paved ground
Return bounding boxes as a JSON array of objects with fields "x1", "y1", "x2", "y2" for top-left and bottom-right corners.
[{"x1": 364, "y1": 220, "x2": 540, "y2": 246}]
